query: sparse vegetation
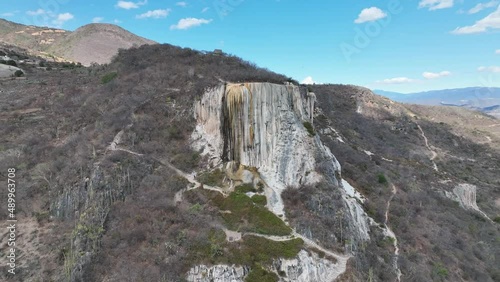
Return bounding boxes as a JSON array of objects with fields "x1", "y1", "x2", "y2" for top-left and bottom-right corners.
[
  {"x1": 377, "y1": 173, "x2": 388, "y2": 184},
  {"x1": 210, "y1": 191, "x2": 291, "y2": 236},
  {"x1": 246, "y1": 265, "x2": 278, "y2": 282},
  {"x1": 235, "y1": 183, "x2": 257, "y2": 193},
  {"x1": 1, "y1": 39, "x2": 499, "y2": 282},
  {"x1": 5, "y1": 60, "x2": 17, "y2": 67},
  {"x1": 101, "y1": 71, "x2": 118, "y2": 84},
  {"x1": 251, "y1": 195, "x2": 267, "y2": 206},
  {"x1": 303, "y1": 121, "x2": 315, "y2": 136},
  {"x1": 14, "y1": 70, "x2": 23, "y2": 77},
  {"x1": 432, "y1": 262, "x2": 449, "y2": 280},
  {"x1": 197, "y1": 168, "x2": 225, "y2": 187}
]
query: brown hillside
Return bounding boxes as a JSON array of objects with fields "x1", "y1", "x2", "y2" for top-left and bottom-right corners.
[
  {"x1": 0, "y1": 18, "x2": 68, "y2": 53},
  {"x1": 47, "y1": 23, "x2": 156, "y2": 66},
  {"x1": 0, "y1": 19, "x2": 156, "y2": 65}
]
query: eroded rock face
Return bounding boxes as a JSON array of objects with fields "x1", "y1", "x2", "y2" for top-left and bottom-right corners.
[
  {"x1": 273, "y1": 250, "x2": 345, "y2": 282},
  {"x1": 189, "y1": 82, "x2": 373, "y2": 281},
  {"x1": 445, "y1": 183, "x2": 491, "y2": 221},
  {"x1": 453, "y1": 183, "x2": 479, "y2": 210},
  {"x1": 192, "y1": 82, "x2": 326, "y2": 216},
  {"x1": 186, "y1": 250, "x2": 345, "y2": 282},
  {"x1": 192, "y1": 83, "x2": 373, "y2": 234},
  {"x1": 186, "y1": 265, "x2": 248, "y2": 282}
]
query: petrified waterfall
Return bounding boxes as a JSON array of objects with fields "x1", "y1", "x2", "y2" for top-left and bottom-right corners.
[
  {"x1": 192, "y1": 82, "x2": 328, "y2": 216},
  {"x1": 190, "y1": 82, "x2": 374, "y2": 281},
  {"x1": 221, "y1": 83, "x2": 315, "y2": 166}
]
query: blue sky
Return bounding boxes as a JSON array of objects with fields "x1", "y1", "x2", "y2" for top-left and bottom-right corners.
[{"x1": 1, "y1": 0, "x2": 499, "y2": 93}]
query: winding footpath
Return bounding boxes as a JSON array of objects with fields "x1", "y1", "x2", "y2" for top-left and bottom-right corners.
[
  {"x1": 107, "y1": 127, "x2": 350, "y2": 281},
  {"x1": 384, "y1": 184, "x2": 402, "y2": 282},
  {"x1": 417, "y1": 124, "x2": 439, "y2": 172},
  {"x1": 166, "y1": 162, "x2": 350, "y2": 281}
]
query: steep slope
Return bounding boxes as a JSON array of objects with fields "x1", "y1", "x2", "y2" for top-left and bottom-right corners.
[
  {"x1": 0, "y1": 18, "x2": 69, "y2": 54},
  {"x1": 0, "y1": 45, "x2": 498, "y2": 282},
  {"x1": 310, "y1": 84, "x2": 500, "y2": 281},
  {"x1": 46, "y1": 23, "x2": 156, "y2": 66}
]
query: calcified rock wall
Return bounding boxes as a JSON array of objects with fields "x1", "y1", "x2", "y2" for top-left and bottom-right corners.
[
  {"x1": 186, "y1": 250, "x2": 344, "y2": 282},
  {"x1": 186, "y1": 265, "x2": 249, "y2": 282},
  {"x1": 221, "y1": 83, "x2": 314, "y2": 168},
  {"x1": 445, "y1": 183, "x2": 491, "y2": 221},
  {"x1": 273, "y1": 250, "x2": 346, "y2": 282},
  {"x1": 192, "y1": 85, "x2": 225, "y2": 164},
  {"x1": 453, "y1": 184, "x2": 480, "y2": 210},
  {"x1": 190, "y1": 82, "x2": 375, "y2": 280},
  {"x1": 192, "y1": 83, "x2": 373, "y2": 235},
  {"x1": 193, "y1": 83, "x2": 326, "y2": 215}
]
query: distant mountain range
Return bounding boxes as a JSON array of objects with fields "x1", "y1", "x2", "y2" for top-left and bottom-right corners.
[
  {"x1": 0, "y1": 18, "x2": 156, "y2": 65},
  {"x1": 374, "y1": 87, "x2": 500, "y2": 118}
]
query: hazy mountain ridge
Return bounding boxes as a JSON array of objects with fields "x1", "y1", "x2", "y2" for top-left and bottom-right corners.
[{"x1": 374, "y1": 87, "x2": 500, "y2": 118}]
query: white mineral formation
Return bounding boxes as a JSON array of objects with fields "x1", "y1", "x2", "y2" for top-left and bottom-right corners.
[
  {"x1": 189, "y1": 82, "x2": 376, "y2": 281},
  {"x1": 446, "y1": 183, "x2": 492, "y2": 221},
  {"x1": 186, "y1": 265, "x2": 248, "y2": 282},
  {"x1": 273, "y1": 250, "x2": 346, "y2": 282},
  {"x1": 192, "y1": 83, "x2": 324, "y2": 216}
]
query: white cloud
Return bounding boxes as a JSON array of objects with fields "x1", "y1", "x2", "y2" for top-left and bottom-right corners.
[
  {"x1": 136, "y1": 9, "x2": 171, "y2": 19},
  {"x1": 478, "y1": 66, "x2": 500, "y2": 72},
  {"x1": 92, "y1": 17, "x2": 104, "y2": 23},
  {"x1": 422, "y1": 71, "x2": 451, "y2": 79},
  {"x1": 26, "y1": 9, "x2": 46, "y2": 16},
  {"x1": 201, "y1": 7, "x2": 209, "y2": 13},
  {"x1": 176, "y1": 2, "x2": 188, "y2": 7},
  {"x1": 116, "y1": 0, "x2": 147, "y2": 10},
  {"x1": 354, "y1": 7, "x2": 387, "y2": 24},
  {"x1": 170, "y1": 18, "x2": 212, "y2": 30},
  {"x1": 452, "y1": 6, "x2": 500, "y2": 34},
  {"x1": 377, "y1": 77, "x2": 416, "y2": 84},
  {"x1": 419, "y1": 0, "x2": 454, "y2": 10},
  {"x1": 496, "y1": 49, "x2": 500, "y2": 54},
  {"x1": 468, "y1": 1, "x2": 498, "y2": 14},
  {"x1": 1, "y1": 12, "x2": 15, "y2": 17},
  {"x1": 114, "y1": 19, "x2": 122, "y2": 24},
  {"x1": 301, "y1": 76, "x2": 316, "y2": 85},
  {"x1": 52, "y1": 13, "x2": 74, "y2": 27}
]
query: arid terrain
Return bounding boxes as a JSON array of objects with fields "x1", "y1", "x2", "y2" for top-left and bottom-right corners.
[{"x1": 0, "y1": 41, "x2": 498, "y2": 282}]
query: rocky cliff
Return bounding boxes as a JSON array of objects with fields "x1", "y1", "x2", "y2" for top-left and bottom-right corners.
[
  {"x1": 192, "y1": 83, "x2": 326, "y2": 216},
  {"x1": 190, "y1": 82, "x2": 377, "y2": 281}
]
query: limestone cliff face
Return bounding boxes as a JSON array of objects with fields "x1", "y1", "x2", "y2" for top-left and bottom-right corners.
[
  {"x1": 272, "y1": 250, "x2": 346, "y2": 282},
  {"x1": 190, "y1": 82, "x2": 373, "y2": 281},
  {"x1": 187, "y1": 265, "x2": 249, "y2": 282},
  {"x1": 186, "y1": 250, "x2": 343, "y2": 282},
  {"x1": 193, "y1": 82, "x2": 330, "y2": 216}
]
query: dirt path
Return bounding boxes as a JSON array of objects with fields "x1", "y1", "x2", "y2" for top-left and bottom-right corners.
[
  {"x1": 486, "y1": 124, "x2": 500, "y2": 128},
  {"x1": 108, "y1": 126, "x2": 350, "y2": 281},
  {"x1": 243, "y1": 231, "x2": 350, "y2": 281},
  {"x1": 417, "y1": 124, "x2": 439, "y2": 172},
  {"x1": 384, "y1": 184, "x2": 402, "y2": 282},
  {"x1": 169, "y1": 160, "x2": 351, "y2": 281}
]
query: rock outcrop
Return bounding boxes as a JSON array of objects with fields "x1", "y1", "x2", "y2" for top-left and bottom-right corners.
[
  {"x1": 273, "y1": 250, "x2": 345, "y2": 282},
  {"x1": 190, "y1": 82, "x2": 376, "y2": 281},
  {"x1": 187, "y1": 265, "x2": 249, "y2": 282},
  {"x1": 192, "y1": 82, "x2": 373, "y2": 234},
  {"x1": 446, "y1": 183, "x2": 492, "y2": 221},
  {"x1": 192, "y1": 83, "x2": 327, "y2": 216}
]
